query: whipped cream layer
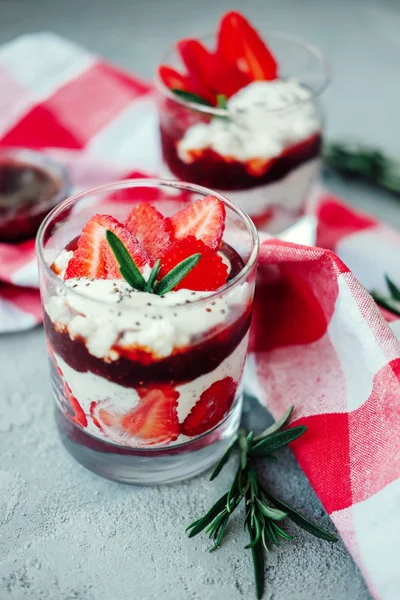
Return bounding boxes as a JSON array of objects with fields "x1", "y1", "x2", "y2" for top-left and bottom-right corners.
[
  {"x1": 178, "y1": 79, "x2": 320, "y2": 164},
  {"x1": 54, "y1": 333, "x2": 248, "y2": 446},
  {"x1": 46, "y1": 276, "x2": 250, "y2": 360}
]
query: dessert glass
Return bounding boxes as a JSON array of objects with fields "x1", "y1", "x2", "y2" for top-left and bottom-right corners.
[
  {"x1": 0, "y1": 147, "x2": 70, "y2": 242},
  {"x1": 156, "y1": 32, "x2": 330, "y2": 244},
  {"x1": 36, "y1": 179, "x2": 259, "y2": 484}
]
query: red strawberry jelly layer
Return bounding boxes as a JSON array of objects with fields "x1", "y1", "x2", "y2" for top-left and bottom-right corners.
[
  {"x1": 160, "y1": 128, "x2": 322, "y2": 191},
  {"x1": 0, "y1": 159, "x2": 64, "y2": 242},
  {"x1": 45, "y1": 243, "x2": 251, "y2": 388}
]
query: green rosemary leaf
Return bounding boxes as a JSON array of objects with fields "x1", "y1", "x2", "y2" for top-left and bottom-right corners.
[
  {"x1": 265, "y1": 519, "x2": 279, "y2": 546},
  {"x1": 171, "y1": 88, "x2": 213, "y2": 107},
  {"x1": 385, "y1": 275, "x2": 400, "y2": 301},
  {"x1": 239, "y1": 428, "x2": 249, "y2": 470},
  {"x1": 261, "y1": 528, "x2": 270, "y2": 553},
  {"x1": 371, "y1": 291, "x2": 400, "y2": 317},
  {"x1": 256, "y1": 499, "x2": 287, "y2": 521},
  {"x1": 210, "y1": 514, "x2": 230, "y2": 552},
  {"x1": 210, "y1": 438, "x2": 238, "y2": 481},
  {"x1": 206, "y1": 512, "x2": 227, "y2": 537},
  {"x1": 155, "y1": 253, "x2": 201, "y2": 295},
  {"x1": 250, "y1": 538, "x2": 265, "y2": 600},
  {"x1": 186, "y1": 493, "x2": 228, "y2": 537},
  {"x1": 227, "y1": 471, "x2": 240, "y2": 513},
  {"x1": 245, "y1": 516, "x2": 262, "y2": 549},
  {"x1": 249, "y1": 426, "x2": 307, "y2": 458},
  {"x1": 253, "y1": 406, "x2": 294, "y2": 442},
  {"x1": 216, "y1": 94, "x2": 228, "y2": 110},
  {"x1": 263, "y1": 490, "x2": 338, "y2": 543},
  {"x1": 106, "y1": 230, "x2": 146, "y2": 291},
  {"x1": 270, "y1": 521, "x2": 294, "y2": 542},
  {"x1": 145, "y1": 259, "x2": 161, "y2": 292}
]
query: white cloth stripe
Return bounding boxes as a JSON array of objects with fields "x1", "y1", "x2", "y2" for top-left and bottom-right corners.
[{"x1": 0, "y1": 32, "x2": 95, "y2": 101}]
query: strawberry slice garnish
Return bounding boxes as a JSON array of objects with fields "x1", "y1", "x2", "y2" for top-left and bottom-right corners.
[
  {"x1": 64, "y1": 214, "x2": 149, "y2": 280},
  {"x1": 125, "y1": 203, "x2": 172, "y2": 264},
  {"x1": 90, "y1": 385, "x2": 180, "y2": 446},
  {"x1": 218, "y1": 11, "x2": 278, "y2": 81},
  {"x1": 176, "y1": 39, "x2": 217, "y2": 103},
  {"x1": 181, "y1": 377, "x2": 237, "y2": 437},
  {"x1": 169, "y1": 196, "x2": 225, "y2": 250},
  {"x1": 159, "y1": 236, "x2": 228, "y2": 292},
  {"x1": 158, "y1": 64, "x2": 193, "y2": 92}
]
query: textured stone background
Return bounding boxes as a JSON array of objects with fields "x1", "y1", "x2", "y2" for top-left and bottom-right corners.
[{"x1": 1, "y1": 0, "x2": 399, "y2": 598}]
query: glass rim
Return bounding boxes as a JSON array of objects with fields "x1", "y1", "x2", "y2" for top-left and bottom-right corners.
[
  {"x1": 155, "y1": 29, "x2": 331, "y2": 116},
  {"x1": 36, "y1": 178, "x2": 260, "y2": 310},
  {"x1": 0, "y1": 146, "x2": 71, "y2": 219}
]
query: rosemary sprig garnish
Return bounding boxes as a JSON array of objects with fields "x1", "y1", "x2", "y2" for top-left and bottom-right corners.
[
  {"x1": 371, "y1": 274, "x2": 400, "y2": 317},
  {"x1": 324, "y1": 141, "x2": 400, "y2": 197},
  {"x1": 106, "y1": 230, "x2": 146, "y2": 291},
  {"x1": 171, "y1": 88, "x2": 214, "y2": 107},
  {"x1": 106, "y1": 230, "x2": 200, "y2": 295},
  {"x1": 186, "y1": 407, "x2": 337, "y2": 599}
]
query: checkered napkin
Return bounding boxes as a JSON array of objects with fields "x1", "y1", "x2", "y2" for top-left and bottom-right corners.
[{"x1": 1, "y1": 33, "x2": 399, "y2": 599}]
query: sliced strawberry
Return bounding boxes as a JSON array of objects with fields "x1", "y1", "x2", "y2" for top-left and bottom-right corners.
[
  {"x1": 64, "y1": 214, "x2": 110, "y2": 279},
  {"x1": 65, "y1": 383, "x2": 88, "y2": 428},
  {"x1": 217, "y1": 11, "x2": 278, "y2": 82},
  {"x1": 158, "y1": 65, "x2": 194, "y2": 92},
  {"x1": 159, "y1": 236, "x2": 228, "y2": 291},
  {"x1": 90, "y1": 385, "x2": 180, "y2": 446},
  {"x1": 64, "y1": 214, "x2": 148, "y2": 280},
  {"x1": 169, "y1": 196, "x2": 225, "y2": 250},
  {"x1": 176, "y1": 39, "x2": 217, "y2": 103},
  {"x1": 125, "y1": 203, "x2": 172, "y2": 264},
  {"x1": 181, "y1": 377, "x2": 237, "y2": 437}
]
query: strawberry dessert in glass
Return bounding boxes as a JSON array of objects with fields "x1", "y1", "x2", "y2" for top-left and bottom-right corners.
[
  {"x1": 157, "y1": 11, "x2": 329, "y2": 242},
  {"x1": 37, "y1": 179, "x2": 259, "y2": 484}
]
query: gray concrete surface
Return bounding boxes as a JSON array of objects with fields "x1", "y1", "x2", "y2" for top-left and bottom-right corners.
[{"x1": 2, "y1": 0, "x2": 400, "y2": 598}]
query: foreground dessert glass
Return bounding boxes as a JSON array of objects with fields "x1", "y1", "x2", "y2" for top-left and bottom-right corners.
[
  {"x1": 36, "y1": 179, "x2": 259, "y2": 484},
  {"x1": 157, "y1": 31, "x2": 329, "y2": 243}
]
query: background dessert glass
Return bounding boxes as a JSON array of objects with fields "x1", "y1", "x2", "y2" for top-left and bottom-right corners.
[
  {"x1": 156, "y1": 32, "x2": 330, "y2": 245},
  {"x1": 36, "y1": 179, "x2": 259, "y2": 485}
]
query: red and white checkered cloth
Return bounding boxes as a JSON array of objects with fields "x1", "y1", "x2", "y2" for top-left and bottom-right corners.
[{"x1": 1, "y1": 33, "x2": 399, "y2": 599}]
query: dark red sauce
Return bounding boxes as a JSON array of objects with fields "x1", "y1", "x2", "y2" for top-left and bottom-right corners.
[{"x1": 160, "y1": 128, "x2": 322, "y2": 191}]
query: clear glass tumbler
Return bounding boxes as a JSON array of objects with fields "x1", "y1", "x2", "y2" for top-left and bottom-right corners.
[
  {"x1": 36, "y1": 179, "x2": 259, "y2": 484},
  {"x1": 156, "y1": 32, "x2": 330, "y2": 244}
]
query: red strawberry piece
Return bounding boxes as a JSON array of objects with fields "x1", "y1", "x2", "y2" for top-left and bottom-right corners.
[
  {"x1": 64, "y1": 214, "x2": 148, "y2": 280},
  {"x1": 181, "y1": 377, "x2": 237, "y2": 437},
  {"x1": 90, "y1": 385, "x2": 180, "y2": 446},
  {"x1": 169, "y1": 195, "x2": 225, "y2": 250},
  {"x1": 125, "y1": 203, "x2": 172, "y2": 264},
  {"x1": 159, "y1": 236, "x2": 228, "y2": 291},
  {"x1": 158, "y1": 65, "x2": 194, "y2": 92},
  {"x1": 217, "y1": 11, "x2": 278, "y2": 82},
  {"x1": 65, "y1": 383, "x2": 88, "y2": 428},
  {"x1": 176, "y1": 39, "x2": 217, "y2": 104}
]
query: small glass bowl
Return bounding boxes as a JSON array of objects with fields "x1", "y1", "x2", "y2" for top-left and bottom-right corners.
[{"x1": 0, "y1": 148, "x2": 70, "y2": 243}]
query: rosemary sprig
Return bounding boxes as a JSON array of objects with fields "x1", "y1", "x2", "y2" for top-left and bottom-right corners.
[
  {"x1": 106, "y1": 230, "x2": 200, "y2": 295},
  {"x1": 186, "y1": 407, "x2": 337, "y2": 599},
  {"x1": 171, "y1": 88, "x2": 213, "y2": 107},
  {"x1": 371, "y1": 274, "x2": 400, "y2": 317},
  {"x1": 324, "y1": 141, "x2": 400, "y2": 197}
]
